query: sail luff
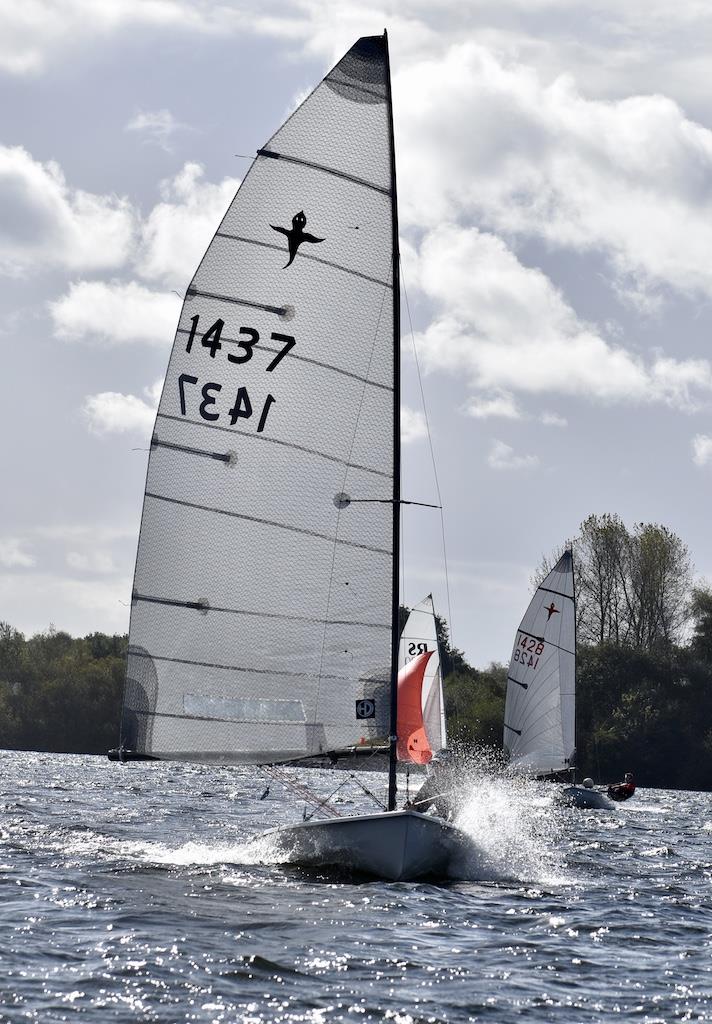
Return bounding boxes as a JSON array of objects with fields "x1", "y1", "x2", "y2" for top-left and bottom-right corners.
[{"x1": 385, "y1": 29, "x2": 401, "y2": 813}]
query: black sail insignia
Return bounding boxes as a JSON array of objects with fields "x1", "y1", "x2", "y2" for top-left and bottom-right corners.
[
  {"x1": 270, "y1": 211, "x2": 325, "y2": 267},
  {"x1": 118, "y1": 35, "x2": 396, "y2": 765}
]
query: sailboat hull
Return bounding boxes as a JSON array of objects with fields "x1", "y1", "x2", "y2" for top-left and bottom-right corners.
[
  {"x1": 559, "y1": 785, "x2": 615, "y2": 810},
  {"x1": 264, "y1": 810, "x2": 469, "y2": 881}
]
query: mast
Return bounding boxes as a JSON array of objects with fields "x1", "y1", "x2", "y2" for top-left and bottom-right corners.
[
  {"x1": 569, "y1": 544, "x2": 576, "y2": 780},
  {"x1": 385, "y1": 29, "x2": 401, "y2": 812}
]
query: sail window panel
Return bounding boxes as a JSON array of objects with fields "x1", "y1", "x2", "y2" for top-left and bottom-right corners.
[
  {"x1": 134, "y1": 498, "x2": 390, "y2": 619},
  {"x1": 213, "y1": 167, "x2": 393, "y2": 292},
  {"x1": 145, "y1": 715, "x2": 331, "y2": 764},
  {"x1": 133, "y1": 655, "x2": 388, "y2": 763},
  {"x1": 146, "y1": 717, "x2": 384, "y2": 765},
  {"x1": 183, "y1": 695, "x2": 307, "y2": 724}
]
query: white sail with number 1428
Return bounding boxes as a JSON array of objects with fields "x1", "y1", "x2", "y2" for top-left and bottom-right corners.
[
  {"x1": 503, "y1": 551, "x2": 576, "y2": 777},
  {"x1": 111, "y1": 33, "x2": 471, "y2": 880}
]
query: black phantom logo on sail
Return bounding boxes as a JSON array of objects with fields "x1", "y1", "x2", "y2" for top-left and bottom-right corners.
[{"x1": 270, "y1": 211, "x2": 324, "y2": 267}]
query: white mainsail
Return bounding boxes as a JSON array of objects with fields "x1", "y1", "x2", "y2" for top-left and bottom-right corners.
[
  {"x1": 398, "y1": 596, "x2": 447, "y2": 753},
  {"x1": 119, "y1": 36, "x2": 397, "y2": 765},
  {"x1": 112, "y1": 32, "x2": 477, "y2": 881},
  {"x1": 503, "y1": 551, "x2": 576, "y2": 775}
]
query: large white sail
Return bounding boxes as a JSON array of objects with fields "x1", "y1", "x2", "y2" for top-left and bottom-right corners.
[
  {"x1": 503, "y1": 551, "x2": 575, "y2": 775},
  {"x1": 398, "y1": 596, "x2": 447, "y2": 753},
  {"x1": 119, "y1": 36, "x2": 398, "y2": 764}
]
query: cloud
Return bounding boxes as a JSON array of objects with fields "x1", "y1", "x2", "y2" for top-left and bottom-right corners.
[
  {"x1": 51, "y1": 281, "x2": 178, "y2": 344},
  {"x1": 66, "y1": 550, "x2": 116, "y2": 573},
  {"x1": 0, "y1": 572, "x2": 131, "y2": 637},
  {"x1": 0, "y1": 538, "x2": 35, "y2": 568},
  {"x1": 487, "y1": 439, "x2": 539, "y2": 471},
  {"x1": 0, "y1": 0, "x2": 244, "y2": 75},
  {"x1": 125, "y1": 109, "x2": 189, "y2": 151},
  {"x1": 401, "y1": 405, "x2": 428, "y2": 443},
  {"x1": 0, "y1": 145, "x2": 135, "y2": 274},
  {"x1": 540, "y1": 411, "x2": 567, "y2": 427},
  {"x1": 394, "y1": 42, "x2": 712, "y2": 299},
  {"x1": 412, "y1": 225, "x2": 712, "y2": 408},
  {"x1": 136, "y1": 163, "x2": 239, "y2": 287},
  {"x1": 692, "y1": 434, "x2": 712, "y2": 467},
  {"x1": 83, "y1": 380, "x2": 161, "y2": 437},
  {"x1": 465, "y1": 392, "x2": 521, "y2": 420}
]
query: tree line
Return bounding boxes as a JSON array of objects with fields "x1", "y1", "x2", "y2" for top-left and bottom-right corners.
[
  {"x1": 443, "y1": 514, "x2": 712, "y2": 790},
  {"x1": 1, "y1": 513, "x2": 711, "y2": 789}
]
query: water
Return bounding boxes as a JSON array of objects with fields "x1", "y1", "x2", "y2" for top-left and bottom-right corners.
[{"x1": 0, "y1": 750, "x2": 710, "y2": 1022}]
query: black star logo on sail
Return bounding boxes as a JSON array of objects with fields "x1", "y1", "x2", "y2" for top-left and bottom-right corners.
[
  {"x1": 546, "y1": 602, "x2": 559, "y2": 621},
  {"x1": 270, "y1": 211, "x2": 324, "y2": 268}
]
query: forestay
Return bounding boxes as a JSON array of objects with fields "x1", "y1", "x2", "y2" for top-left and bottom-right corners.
[
  {"x1": 503, "y1": 551, "x2": 575, "y2": 775},
  {"x1": 119, "y1": 36, "x2": 397, "y2": 764},
  {"x1": 397, "y1": 595, "x2": 447, "y2": 754}
]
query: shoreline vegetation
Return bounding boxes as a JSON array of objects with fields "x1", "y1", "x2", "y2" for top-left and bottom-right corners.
[{"x1": 2, "y1": 516, "x2": 710, "y2": 790}]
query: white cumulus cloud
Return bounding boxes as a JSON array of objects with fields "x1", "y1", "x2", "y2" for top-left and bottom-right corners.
[
  {"x1": 540, "y1": 411, "x2": 567, "y2": 427},
  {"x1": 465, "y1": 392, "x2": 521, "y2": 420},
  {"x1": 51, "y1": 280, "x2": 178, "y2": 345},
  {"x1": 401, "y1": 405, "x2": 428, "y2": 443},
  {"x1": 692, "y1": 434, "x2": 712, "y2": 467},
  {"x1": 0, "y1": 145, "x2": 135, "y2": 275},
  {"x1": 395, "y1": 42, "x2": 712, "y2": 299},
  {"x1": 125, "y1": 109, "x2": 189, "y2": 151},
  {"x1": 412, "y1": 224, "x2": 712, "y2": 409},
  {"x1": 487, "y1": 440, "x2": 539, "y2": 471},
  {"x1": 83, "y1": 379, "x2": 162, "y2": 437},
  {"x1": 136, "y1": 163, "x2": 239, "y2": 287},
  {"x1": 0, "y1": 537, "x2": 35, "y2": 568}
]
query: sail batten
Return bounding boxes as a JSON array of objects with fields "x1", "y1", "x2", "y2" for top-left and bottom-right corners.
[
  {"x1": 156, "y1": 412, "x2": 393, "y2": 477},
  {"x1": 186, "y1": 288, "x2": 287, "y2": 315},
  {"x1": 257, "y1": 148, "x2": 391, "y2": 195},
  {"x1": 214, "y1": 232, "x2": 394, "y2": 288},
  {"x1": 120, "y1": 34, "x2": 397, "y2": 765}
]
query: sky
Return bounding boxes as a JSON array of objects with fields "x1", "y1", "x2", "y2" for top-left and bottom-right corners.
[{"x1": 2, "y1": 0, "x2": 712, "y2": 667}]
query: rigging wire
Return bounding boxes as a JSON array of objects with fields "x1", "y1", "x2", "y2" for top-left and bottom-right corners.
[{"x1": 400, "y1": 263, "x2": 455, "y2": 648}]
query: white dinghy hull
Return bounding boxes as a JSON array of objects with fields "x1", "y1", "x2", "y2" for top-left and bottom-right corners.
[
  {"x1": 266, "y1": 810, "x2": 469, "y2": 881},
  {"x1": 559, "y1": 785, "x2": 615, "y2": 810}
]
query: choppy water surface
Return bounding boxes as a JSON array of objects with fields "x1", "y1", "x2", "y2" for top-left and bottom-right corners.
[{"x1": 0, "y1": 750, "x2": 710, "y2": 1022}]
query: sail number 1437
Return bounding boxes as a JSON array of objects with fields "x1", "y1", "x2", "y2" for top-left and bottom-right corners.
[{"x1": 176, "y1": 315, "x2": 296, "y2": 433}]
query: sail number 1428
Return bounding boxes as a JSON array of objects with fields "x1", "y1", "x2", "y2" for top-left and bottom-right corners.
[{"x1": 513, "y1": 632, "x2": 545, "y2": 670}]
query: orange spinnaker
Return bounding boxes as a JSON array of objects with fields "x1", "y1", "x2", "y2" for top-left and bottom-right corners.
[{"x1": 396, "y1": 650, "x2": 434, "y2": 765}]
